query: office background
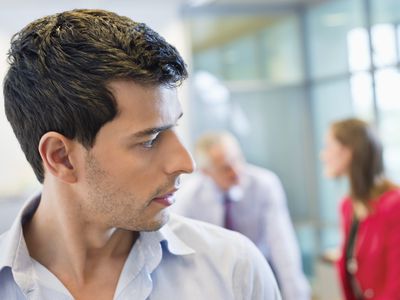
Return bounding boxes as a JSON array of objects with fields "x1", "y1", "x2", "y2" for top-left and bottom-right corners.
[{"x1": 0, "y1": 0, "x2": 399, "y2": 298}]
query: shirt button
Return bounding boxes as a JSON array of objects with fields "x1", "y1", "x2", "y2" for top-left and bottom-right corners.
[{"x1": 364, "y1": 288, "x2": 374, "y2": 299}]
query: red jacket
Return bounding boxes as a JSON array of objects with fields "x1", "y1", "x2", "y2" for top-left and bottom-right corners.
[{"x1": 337, "y1": 189, "x2": 400, "y2": 300}]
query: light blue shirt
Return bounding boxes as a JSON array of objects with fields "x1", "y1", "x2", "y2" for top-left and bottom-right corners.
[
  {"x1": 0, "y1": 194, "x2": 281, "y2": 300},
  {"x1": 173, "y1": 164, "x2": 310, "y2": 300}
]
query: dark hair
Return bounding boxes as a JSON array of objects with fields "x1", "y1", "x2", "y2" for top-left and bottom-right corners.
[
  {"x1": 3, "y1": 9, "x2": 188, "y2": 183},
  {"x1": 330, "y1": 118, "x2": 390, "y2": 203}
]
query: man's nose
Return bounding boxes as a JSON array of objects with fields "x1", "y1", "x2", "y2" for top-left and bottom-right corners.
[{"x1": 164, "y1": 131, "x2": 195, "y2": 175}]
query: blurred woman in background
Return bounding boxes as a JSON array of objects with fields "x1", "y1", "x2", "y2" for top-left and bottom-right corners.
[{"x1": 320, "y1": 118, "x2": 400, "y2": 300}]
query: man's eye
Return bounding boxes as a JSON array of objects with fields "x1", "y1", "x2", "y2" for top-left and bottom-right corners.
[{"x1": 141, "y1": 135, "x2": 159, "y2": 149}]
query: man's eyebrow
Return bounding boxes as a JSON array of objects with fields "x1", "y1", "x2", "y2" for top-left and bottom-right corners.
[{"x1": 131, "y1": 112, "x2": 183, "y2": 138}]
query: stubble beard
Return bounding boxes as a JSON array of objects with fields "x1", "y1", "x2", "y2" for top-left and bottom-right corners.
[{"x1": 84, "y1": 152, "x2": 175, "y2": 232}]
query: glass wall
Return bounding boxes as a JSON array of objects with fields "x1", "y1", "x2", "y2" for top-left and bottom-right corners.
[
  {"x1": 184, "y1": 0, "x2": 400, "y2": 281},
  {"x1": 187, "y1": 10, "x2": 318, "y2": 276}
]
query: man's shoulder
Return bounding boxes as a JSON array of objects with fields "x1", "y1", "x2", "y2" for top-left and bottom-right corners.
[
  {"x1": 246, "y1": 164, "x2": 277, "y2": 180},
  {"x1": 167, "y1": 213, "x2": 262, "y2": 258},
  {"x1": 0, "y1": 247, "x2": 24, "y2": 299},
  {"x1": 0, "y1": 230, "x2": 8, "y2": 244},
  {"x1": 0, "y1": 230, "x2": 15, "y2": 283},
  {"x1": 169, "y1": 213, "x2": 242, "y2": 236},
  {"x1": 245, "y1": 164, "x2": 283, "y2": 191},
  {"x1": 0, "y1": 266, "x2": 26, "y2": 299},
  {"x1": 165, "y1": 214, "x2": 281, "y2": 299},
  {"x1": 0, "y1": 229, "x2": 12, "y2": 268}
]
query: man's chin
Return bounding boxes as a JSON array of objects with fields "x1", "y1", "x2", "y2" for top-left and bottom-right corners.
[{"x1": 142, "y1": 212, "x2": 170, "y2": 232}]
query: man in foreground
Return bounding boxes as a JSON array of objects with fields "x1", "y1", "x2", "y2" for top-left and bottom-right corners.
[{"x1": 0, "y1": 9, "x2": 281, "y2": 299}]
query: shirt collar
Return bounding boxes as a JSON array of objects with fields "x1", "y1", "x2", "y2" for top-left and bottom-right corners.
[
  {"x1": 112, "y1": 214, "x2": 195, "y2": 299},
  {"x1": 0, "y1": 193, "x2": 40, "y2": 273},
  {"x1": 0, "y1": 193, "x2": 195, "y2": 273},
  {"x1": 138, "y1": 214, "x2": 195, "y2": 256},
  {"x1": 158, "y1": 216, "x2": 195, "y2": 255}
]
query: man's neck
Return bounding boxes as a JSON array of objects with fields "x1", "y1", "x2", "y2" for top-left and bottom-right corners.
[{"x1": 23, "y1": 187, "x2": 137, "y2": 290}]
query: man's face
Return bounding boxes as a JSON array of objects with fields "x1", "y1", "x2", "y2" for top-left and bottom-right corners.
[
  {"x1": 77, "y1": 80, "x2": 194, "y2": 231},
  {"x1": 204, "y1": 143, "x2": 244, "y2": 191}
]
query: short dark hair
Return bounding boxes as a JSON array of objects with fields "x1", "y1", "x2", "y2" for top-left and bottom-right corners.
[{"x1": 3, "y1": 9, "x2": 188, "y2": 183}]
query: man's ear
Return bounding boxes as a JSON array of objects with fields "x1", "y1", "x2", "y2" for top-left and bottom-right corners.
[{"x1": 38, "y1": 132, "x2": 78, "y2": 183}]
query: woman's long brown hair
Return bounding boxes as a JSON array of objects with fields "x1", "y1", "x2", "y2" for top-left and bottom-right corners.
[{"x1": 331, "y1": 118, "x2": 394, "y2": 204}]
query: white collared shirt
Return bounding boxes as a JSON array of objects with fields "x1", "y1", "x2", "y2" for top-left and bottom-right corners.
[
  {"x1": 0, "y1": 194, "x2": 281, "y2": 300},
  {"x1": 173, "y1": 164, "x2": 311, "y2": 300}
]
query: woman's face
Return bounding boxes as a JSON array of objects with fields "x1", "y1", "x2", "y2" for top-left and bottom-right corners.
[{"x1": 320, "y1": 129, "x2": 352, "y2": 178}]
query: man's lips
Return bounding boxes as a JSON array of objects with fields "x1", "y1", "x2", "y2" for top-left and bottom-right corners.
[{"x1": 152, "y1": 190, "x2": 177, "y2": 207}]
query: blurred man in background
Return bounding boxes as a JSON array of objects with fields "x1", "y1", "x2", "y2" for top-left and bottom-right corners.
[{"x1": 174, "y1": 131, "x2": 310, "y2": 300}]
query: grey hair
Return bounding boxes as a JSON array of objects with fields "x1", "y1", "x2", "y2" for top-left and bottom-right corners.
[{"x1": 195, "y1": 131, "x2": 243, "y2": 169}]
